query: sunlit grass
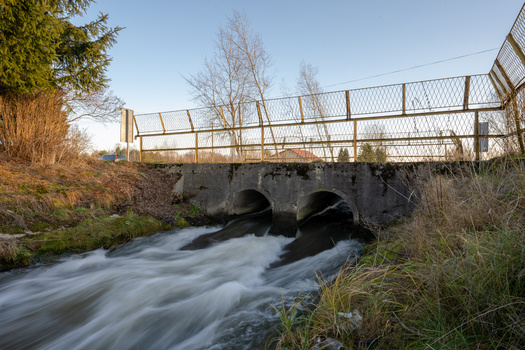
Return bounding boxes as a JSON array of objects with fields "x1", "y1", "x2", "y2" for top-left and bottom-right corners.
[
  {"x1": 26, "y1": 212, "x2": 168, "y2": 255},
  {"x1": 0, "y1": 158, "x2": 189, "y2": 270}
]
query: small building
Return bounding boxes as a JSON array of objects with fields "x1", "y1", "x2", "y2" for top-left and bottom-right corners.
[{"x1": 269, "y1": 149, "x2": 322, "y2": 162}]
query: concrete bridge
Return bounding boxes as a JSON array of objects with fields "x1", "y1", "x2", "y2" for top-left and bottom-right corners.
[{"x1": 159, "y1": 162, "x2": 463, "y2": 236}]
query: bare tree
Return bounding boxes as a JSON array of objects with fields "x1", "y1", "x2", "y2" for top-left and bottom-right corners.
[
  {"x1": 281, "y1": 83, "x2": 308, "y2": 147},
  {"x1": 184, "y1": 10, "x2": 278, "y2": 160},
  {"x1": 297, "y1": 62, "x2": 334, "y2": 161},
  {"x1": 65, "y1": 87, "x2": 124, "y2": 124},
  {"x1": 226, "y1": 11, "x2": 278, "y2": 153}
]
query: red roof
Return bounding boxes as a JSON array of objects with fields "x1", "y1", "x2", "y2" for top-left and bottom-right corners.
[
  {"x1": 287, "y1": 149, "x2": 319, "y2": 159},
  {"x1": 275, "y1": 149, "x2": 321, "y2": 160}
]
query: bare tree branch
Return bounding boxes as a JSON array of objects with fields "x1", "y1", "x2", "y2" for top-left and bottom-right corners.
[
  {"x1": 183, "y1": 10, "x2": 278, "y2": 160},
  {"x1": 297, "y1": 62, "x2": 335, "y2": 161},
  {"x1": 64, "y1": 87, "x2": 124, "y2": 124}
]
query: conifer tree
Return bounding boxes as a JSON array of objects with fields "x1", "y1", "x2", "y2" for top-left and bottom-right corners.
[
  {"x1": 0, "y1": 0, "x2": 122, "y2": 95},
  {"x1": 337, "y1": 148, "x2": 350, "y2": 162},
  {"x1": 0, "y1": 0, "x2": 122, "y2": 164},
  {"x1": 357, "y1": 143, "x2": 376, "y2": 162}
]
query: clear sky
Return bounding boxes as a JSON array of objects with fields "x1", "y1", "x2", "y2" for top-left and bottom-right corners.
[{"x1": 76, "y1": 0, "x2": 525, "y2": 151}]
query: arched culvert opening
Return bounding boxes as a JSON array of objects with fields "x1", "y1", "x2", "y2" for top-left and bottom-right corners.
[
  {"x1": 231, "y1": 189, "x2": 272, "y2": 216},
  {"x1": 180, "y1": 190, "x2": 272, "y2": 251},
  {"x1": 271, "y1": 191, "x2": 357, "y2": 267},
  {"x1": 297, "y1": 191, "x2": 353, "y2": 227}
]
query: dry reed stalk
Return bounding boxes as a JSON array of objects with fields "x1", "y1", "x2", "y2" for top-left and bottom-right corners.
[{"x1": 0, "y1": 91, "x2": 68, "y2": 164}]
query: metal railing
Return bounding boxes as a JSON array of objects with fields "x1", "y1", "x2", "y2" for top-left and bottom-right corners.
[{"x1": 132, "y1": 4, "x2": 525, "y2": 163}]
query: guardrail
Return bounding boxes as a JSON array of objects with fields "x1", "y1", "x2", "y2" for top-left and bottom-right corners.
[{"x1": 131, "y1": 4, "x2": 525, "y2": 163}]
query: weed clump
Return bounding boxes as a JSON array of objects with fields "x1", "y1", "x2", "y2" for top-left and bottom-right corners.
[{"x1": 271, "y1": 158, "x2": 525, "y2": 349}]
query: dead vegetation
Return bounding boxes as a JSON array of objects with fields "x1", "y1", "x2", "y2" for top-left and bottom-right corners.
[{"x1": 0, "y1": 156, "x2": 208, "y2": 270}]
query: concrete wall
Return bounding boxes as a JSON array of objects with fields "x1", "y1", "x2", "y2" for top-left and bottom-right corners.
[{"x1": 158, "y1": 162, "x2": 459, "y2": 236}]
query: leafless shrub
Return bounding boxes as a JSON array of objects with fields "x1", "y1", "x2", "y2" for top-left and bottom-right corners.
[
  {"x1": 56, "y1": 124, "x2": 93, "y2": 164},
  {"x1": 0, "y1": 91, "x2": 68, "y2": 164},
  {"x1": 0, "y1": 91, "x2": 94, "y2": 165}
]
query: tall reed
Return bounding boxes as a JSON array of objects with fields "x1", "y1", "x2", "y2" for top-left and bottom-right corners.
[{"x1": 0, "y1": 91, "x2": 71, "y2": 164}]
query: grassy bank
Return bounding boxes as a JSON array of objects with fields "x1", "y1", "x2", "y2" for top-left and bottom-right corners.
[
  {"x1": 270, "y1": 158, "x2": 525, "y2": 349},
  {"x1": 0, "y1": 158, "x2": 208, "y2": 270}
]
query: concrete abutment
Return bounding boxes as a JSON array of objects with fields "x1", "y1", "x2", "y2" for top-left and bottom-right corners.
[{"x1": 158, "y1": 162, "x2": 467, "y2": 235}]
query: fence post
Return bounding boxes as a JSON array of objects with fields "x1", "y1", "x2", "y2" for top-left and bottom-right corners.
[
  {"x1": 490, "y1": 69, "x2": 509, "y2": 99},
  {"x1": 132, "y1": 114, "x2": 139, "y2": 137},
  {"x1": 353, "y1": 120, "x2": 358, "y2": 161},
  {"x1": 402, "y1": 84, "x2": 406, "y2": 115},
  {"x1": 238, "y1": 101, "x2": 243, "y2": 160},
  {"x1": 488, "y1": 72, "x2": 505, "y2": 102},
  {"x1": 211, "y1": 123, "x2": 214, "y2": 162},
  {"x1": 158, "y1": 113, "x2": 166, "y2": 133},
  {"x1": 463, "y1": 76, "x2": 471, "y2": 110},
  {"x1": 256, "y1": 100, "x2": 265, "y2": 161},
  {"x1": 346, "y1": 90, "x2": 351, "y2": 120},
  {"x1": 139, "y1": 136, "x2": 143, "y2": 162},
  {"x1": 256, "y1": 101, "x2": 263, "y2": 125},
  {"x1": 474, "y1": 111, "x2": 480, "y2": 161},
  {"x1": 186, "y1": 110, "x2": 195, "y2": 132},
  {"x1": 194, "y1": 132, "x2": 199, "y2": 163},
  {"x1": 220, "y1": 106, "x2": 228, "y2": 128},
  {"x1": 512, "y1": 97, "x2": 525, "y2": 154},
  {"x1": 495, "y1": 60, "x2": 515, "y2": 91},
  {"x1": 507, "y1": 33, "x2": 525, "y2": 68},
  {"x1": 260, "y1": 126, "x2": 265, "y2": 161},
  {"x1": 298, "y1": 97, "x2": 304, "y2": 123}
]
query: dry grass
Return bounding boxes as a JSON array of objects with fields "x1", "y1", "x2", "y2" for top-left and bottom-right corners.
[
  {"x1": 394, "y1": 160, "x2": 525, "y2": 260},
  {"x1": 0, "y1": 91, "x2": 68, "y2": 164},
  {"x1": 0, "y1": 157, "x2": 187, "y2": 230},
  {"x1": 0, "y1": 91, "x2": 93, "y2": 165},
  {"x1": 0, "y1": 157, "x2": 196, "y2": 270},
  {"x1": 272, "y1": 157, "x2": 525, "y2": 350}
]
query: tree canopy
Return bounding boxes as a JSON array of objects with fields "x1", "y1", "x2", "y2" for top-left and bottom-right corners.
[
  {"x1": 357, "y1": 143, "x2": 387, "y2": 162},
  {"x1": 0, "y1": 0, "x2": 122, "y2": 95},
  {"x1": 337, "y1": 148, "x2": 350, "y2": 162}
]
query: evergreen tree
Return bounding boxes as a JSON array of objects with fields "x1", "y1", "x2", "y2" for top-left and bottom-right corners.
[
  {"x1": 357, "y1": 143, "x2": 376, "y2": 162},
  {"x1": 357, "y1": 143, "x2": 388, "y2": 162},
  {"x1": 0, "y1": 0, "x2": 122, "y2": 164},
  {"x1": 0, "y1": 0, "x2": 122, "y2": 95},
  {"x1": 375, "y1": 147, "x2": 387, "y2": 162},
  {"x1": 337, "y1": 148, "x2": 350, "y2": 162}
]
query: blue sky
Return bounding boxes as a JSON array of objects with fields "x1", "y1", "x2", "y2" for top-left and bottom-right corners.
[{"x1": 77, "y1": 0, "x2": 525, "y2": 151}]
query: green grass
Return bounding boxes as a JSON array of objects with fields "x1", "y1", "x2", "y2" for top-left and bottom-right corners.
[
  {"x1": 0, "y1": 211, "x2": 170, "y2": 270},
  {"x1": 26, "y1": 212, "x2": 169, "y2": 255},
  {"x1": 0, "y1": 158, "x2": 202, "y2": 270},
  {"x1": 268, "y1": 292, "x2": 316, "y2": 350}
]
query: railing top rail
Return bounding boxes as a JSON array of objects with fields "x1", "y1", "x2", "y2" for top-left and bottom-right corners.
[
  {"x1": 133, "y1": 74, "x2": 500, "y2": 136},
  {"x1": 135, "y1": 73, "x2": 491, "y2": 118},
  {"x1": 490, "y1": 3, "x2": 525, "y2": 97}
]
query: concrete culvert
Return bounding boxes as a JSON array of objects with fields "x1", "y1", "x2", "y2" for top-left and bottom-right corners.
[
  {"x1": 231, "y1": 189, "x2": 271, "y2": 216},
  {"x1": 297, "y1": 191, "x2": 353, "y2": 227},
  {"x1": 181, "y1": 190, "x2": 272, "y2": 251},
  {"x1": 271, "y1": 191, "x2": 356, "y2": 267}
]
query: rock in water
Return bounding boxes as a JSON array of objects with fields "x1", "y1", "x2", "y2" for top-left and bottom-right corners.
[{"x1": 311, "y1": 337, "x2": 344, "y2": 350}]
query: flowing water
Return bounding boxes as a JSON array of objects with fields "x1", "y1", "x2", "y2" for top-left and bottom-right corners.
[{"x1": 0, "y1": 213, "x2": 363, "y2": 350}]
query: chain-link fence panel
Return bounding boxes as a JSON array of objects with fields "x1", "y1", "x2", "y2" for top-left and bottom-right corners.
[{"x1": 133, "y1": 6, "x2": 525, "y2": 164}]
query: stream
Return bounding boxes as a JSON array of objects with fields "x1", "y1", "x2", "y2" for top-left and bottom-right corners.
[{"x1": 0, "y1": 210, "x2": 363, "y2": 349}]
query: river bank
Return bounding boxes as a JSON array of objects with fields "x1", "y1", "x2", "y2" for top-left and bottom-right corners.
[
  {"x1": 0, "y1": 158, "x2": 211, "y2": 271},
  {"x1": 270, "y1": 157, "x2": 525, "y2": 349}
]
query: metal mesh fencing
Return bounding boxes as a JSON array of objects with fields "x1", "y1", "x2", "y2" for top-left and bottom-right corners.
[{"x1": 133, "y1": 4, "x2": 525, "y2": 163}]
